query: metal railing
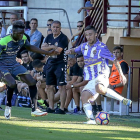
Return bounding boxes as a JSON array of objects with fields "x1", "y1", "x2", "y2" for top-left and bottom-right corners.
[{"x1": 129, "y1": 60, "x2": 140, "y2": 113}]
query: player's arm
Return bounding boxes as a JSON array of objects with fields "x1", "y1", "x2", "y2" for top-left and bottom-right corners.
[
  {"x1": 77, "y1": 7, "x2": 94, "y2": 13},
  {"x1": 73, "y1": 80, "x2": 89, "y2": 88},
  {"x1": 25, "y1": 44, "x2": 57, "y2": 56}
]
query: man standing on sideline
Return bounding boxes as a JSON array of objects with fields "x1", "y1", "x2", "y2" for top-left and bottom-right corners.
[
  {"x1": 41, "y1": 20, "x2": 68, "y2": 114},
  {"x1": 0, "y1": 20, "x2": 57, "y2": 119},
  {"x1": 25, "y1": 18, "x2": 42, "y2": 48},
  {"x1": 66, "y1": 25, "x2": 132, "y2": 124},
  {"x1": 6, "y1": 13, "x2": 18, "y2": 35},
  {"x1": 109, "y1": 46, "x2": 129, "y2": 95}
]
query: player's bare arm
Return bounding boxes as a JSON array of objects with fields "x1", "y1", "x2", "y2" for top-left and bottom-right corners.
[
  {"x1": 113, "y1": 59, "x2": 127, "y2": 85},
  {"x1": 25, "y1": 45, "x2": 58, "y2": 56}
]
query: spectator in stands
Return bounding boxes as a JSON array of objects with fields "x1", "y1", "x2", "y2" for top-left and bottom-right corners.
[
  {"x1": 41, "y1": 20, "x2": 68, "y2": 114},
  {"x1": 25, "y1": 18, "x2": 42, "y2": 48},
  {"x1": 109, "y1": 46, "x2": 129, "y2": 96},
  {"x1": 47, "y1": 19, "x2": 54, "y2": 29},
  {"x1": 71, "y1": 21, "x2": 84, "y2": 47},
  {"x1": 6, "y1": 13, "x2": 18, "y2": 35},
  {"x1": 64, "y1": 54, "x2": 81, "y2": 113},
  {"x1": 133, "y1": 10, "x2": 140, "y2": 27},
  {"x1": 32, "y1": 59, "x2": 60, "y2": 108},
  {"x1": 0, "y1": 1, "x2": 9, "y2": 23},
  {"x1": 17, "y1": 50, "x2": 34, "y2": 96}
]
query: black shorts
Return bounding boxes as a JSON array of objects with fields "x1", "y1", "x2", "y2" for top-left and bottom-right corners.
[{"x1": 45, "y1": 62, "x2": 67, "y2": 86}]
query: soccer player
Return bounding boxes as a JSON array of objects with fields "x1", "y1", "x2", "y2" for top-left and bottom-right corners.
[
  {"x1": 0, "y1": 20, "x2": 58, "y2": 119},
  {"x1": 65, "y1": 25, "x2": 132, "y2": 124}
]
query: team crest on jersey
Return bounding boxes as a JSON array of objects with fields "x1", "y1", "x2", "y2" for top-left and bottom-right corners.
[
  {"x1": 93, "y1": 50, "x2": 97, "y2": 54},
  {"x1": 55, "y1": 42, "x2": 58, "y2": 46}
]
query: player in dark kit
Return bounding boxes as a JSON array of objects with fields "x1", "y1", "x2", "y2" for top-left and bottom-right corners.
[{"x1": 0, "y1": 20, "x2": 58, "y2": 119}]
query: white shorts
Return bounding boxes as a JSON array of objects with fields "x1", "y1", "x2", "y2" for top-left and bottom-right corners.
[{"x1": 82, "y1": 74, "x2": 109, "y2": 96}]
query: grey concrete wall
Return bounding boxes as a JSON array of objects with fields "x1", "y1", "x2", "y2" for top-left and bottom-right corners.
[
  {"x1": 27, "y1": 0, "x2": 84, "y2": 28},
  {"x1": 108, "y1": 0, "x2": 140, "y2": 27}
]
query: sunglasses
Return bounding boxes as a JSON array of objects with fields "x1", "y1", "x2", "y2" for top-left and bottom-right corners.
[
  {"x1": 47, "y1": 24, "x2": 51, "y2": 26},
  {"x1": 77, "y1": 25, "x2": 83, "y2": 28}
]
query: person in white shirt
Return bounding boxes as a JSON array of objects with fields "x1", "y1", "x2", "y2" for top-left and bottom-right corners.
[{"x1": 6, "y1": 14, "x2": 18, "y2": 35}]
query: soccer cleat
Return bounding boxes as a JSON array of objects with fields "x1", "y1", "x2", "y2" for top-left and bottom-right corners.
[
  {"x1": 122, "y1": 98, "x2": 132, "y2": 106},
  {"x1": 31, "y1": 109, "x2": 48, "y2": 117},
  {"x1": 83, "y1": 119, "x2": 97, "y2": 125},
  {"x1": 46, "y1": 108, "x2": 55, "y2": 113},
  {"x1": 4, "y1": 106, "x2": 11, "y2": 119},
  {"x1": 54, "y1": 108, "x2": 65, "y2": 114}
]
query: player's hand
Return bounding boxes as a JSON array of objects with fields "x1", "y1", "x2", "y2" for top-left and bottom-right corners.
[
  {"x1": 77, "y1": 8, "x2": 82, "y2": 14},
  {"x1": 65, "y1": 49, "x2": 72, "y2": 55},
  {"x1": 66, "y1": 84, "x2": 71, "y2": 90},
  {"x1": 120, "y1": 75, "x2": 127, "y2": 85},
  {"x1": 36, "y1": 80, "x2": 41, "y2": 87},
  {"x1": 41, "y1": 43, "x2": 49, "y2": 51}
]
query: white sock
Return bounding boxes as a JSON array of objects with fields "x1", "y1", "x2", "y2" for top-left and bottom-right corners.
[
  {"x1": 83, "y1": 103, "x2": 94, "y2": 120},
  {"x1": 105, "y1": 88, "x2": 124, "y2": 101}
]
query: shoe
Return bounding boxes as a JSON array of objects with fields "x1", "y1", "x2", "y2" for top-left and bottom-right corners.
[
  {"x1": 46, "y1": 108, "x2": 55, "y2": 113},
  {"x1": 37, "y1": 99, "x2": 44, "y2": 105},
  {"x1": 83, "y1": 119, "x2": 96, "y2": 125},
  {"x1": 64, "y1": 108, "x2": 68, "y2": 113},
  {"x1": 4, "y1": 106, "x2": 11, "y2": 119},
  {"x1": 122, "y1": 98, "x2": 132, "y2": 106},
  {"x1": 31, "y1": 109, "x2": 48, "y2": 117},
  {"x1": 54, "y1": 108, "x2": 65, "y2": 114},
  {"x1": 73, "y1": 107, "x2": 80, "y2": 113},
  {"x1": 40, "y1": 104, "x2": 47, "y2": 109}
]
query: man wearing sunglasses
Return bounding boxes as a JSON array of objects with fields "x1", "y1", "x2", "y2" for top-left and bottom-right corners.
[
  {"x1": 47, "y1": 19, "x2": 54, "y2": 29},
  {"x1": 71, "y1": 21, "x2": 84, "y2": 47}
]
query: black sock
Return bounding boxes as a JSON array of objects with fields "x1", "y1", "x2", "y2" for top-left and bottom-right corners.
[
  {"x1": 29, "y1": 85, "x2": 37, "y2": 112},
  {"x1": 44, "y1": 100, "x2": 49, "y2": 107},
  {"x1": 6, "y1": 86, "x2": 15, "y2": 107},
  {"x1": 77, "y1": 106, "x2": 80, "y2": 111},
  {"x1": 97, "y1": 105, "x2": 102, "y2": 111}
]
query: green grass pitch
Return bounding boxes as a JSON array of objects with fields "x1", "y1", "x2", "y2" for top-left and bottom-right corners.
[{"x1": 0, "y1": 106, "x2": 140, "y2": 140}]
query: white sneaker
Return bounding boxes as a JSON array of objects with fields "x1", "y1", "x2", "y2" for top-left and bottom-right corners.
[
  {"x1": 31, "y1": 109, "x2": 48, "y2": 117},
  {"x1": 4, "y1": 106, "x2": 11, "y2": 119},
  {"x1": 83, "y1": 119, "x2": 97, "y2": 125}
]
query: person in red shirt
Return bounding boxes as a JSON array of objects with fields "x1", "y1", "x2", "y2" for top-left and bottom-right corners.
[{"x1": 109, "y1": 46, "x2": 129, "y2": 94}]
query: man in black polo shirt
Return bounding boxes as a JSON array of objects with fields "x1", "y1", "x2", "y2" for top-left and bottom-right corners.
[{"x1": 41, "y1": 20, "x2": 68, "y2": 114}]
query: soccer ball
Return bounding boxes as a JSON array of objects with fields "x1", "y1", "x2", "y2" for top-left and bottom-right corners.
[{"x1": 95, "y1": 111, "x2": 110, "y2": 125}]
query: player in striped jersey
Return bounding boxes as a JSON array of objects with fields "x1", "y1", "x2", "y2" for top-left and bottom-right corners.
[{"x1": 66, "y1": 25, "x2": 132, "y2": 124}]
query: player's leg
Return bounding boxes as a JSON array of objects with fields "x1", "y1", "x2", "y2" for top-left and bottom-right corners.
[
  {"x1": 81, "y1": 80, "x2": 99, "y2": 124},
  {"x1": 95, "y1": 75, "x2": 132, "y2": 106},
  {"x1": 0, "y1": 71, "x2": 16, "y2": 119},
  {"x1": 54, "y1": 63, "x2": 67, "y2": 114},
  {"x1": 19, "y1": 74, "x2": 47, "y2": 116},
  {"x1": 64, "y1": 87, "x2": 73, "y2": 111},
  {"x1": 72, "y1": 87, "x2": 80, "y2": 112}
]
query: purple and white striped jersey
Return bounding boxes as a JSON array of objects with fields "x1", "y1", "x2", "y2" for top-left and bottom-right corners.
[{"x1": 74, "y1": 40, "x2": 116, "y2": 80}]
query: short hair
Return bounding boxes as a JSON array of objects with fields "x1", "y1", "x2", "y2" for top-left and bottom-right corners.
[
  {"x1": 76, "y1": 54, "x2": 83, "y2": 59},
  {"x1": 32, "y1": 59, "x2": 44, "y2": 68},
  {"x1": 85, "y1": 25, "x2": 96, "y2": 33},
  {"x1": 77, "y1": 21, "x2": 84, "y2": 24},
  {"x1": 12, "y1": 20, "x2": 25, "y2": 30},
  {"x1": 20, "y1": 50, "x2": 29, "y2": 56},
  {"x1": 48, "y1": 19, "x2": 54, "y2": 22},
  {"x1": 68, "y1": 54, "x2": 76, "y2": 59},
  {"x1": 30, "y1": 53, "x2": 45, "y2": 60},
  {"x1": 51, "y1": 20, "x2": 61, "y2": 26},
  {"x1": 19, "y1": 17, "x2": 25, "y2": 22},
  {"x1": 113, "y1": 46, "x2": 123, "y2": 52},
  {"x1": 30, "y1": 18, "x2": 38, "y2": 23}
]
